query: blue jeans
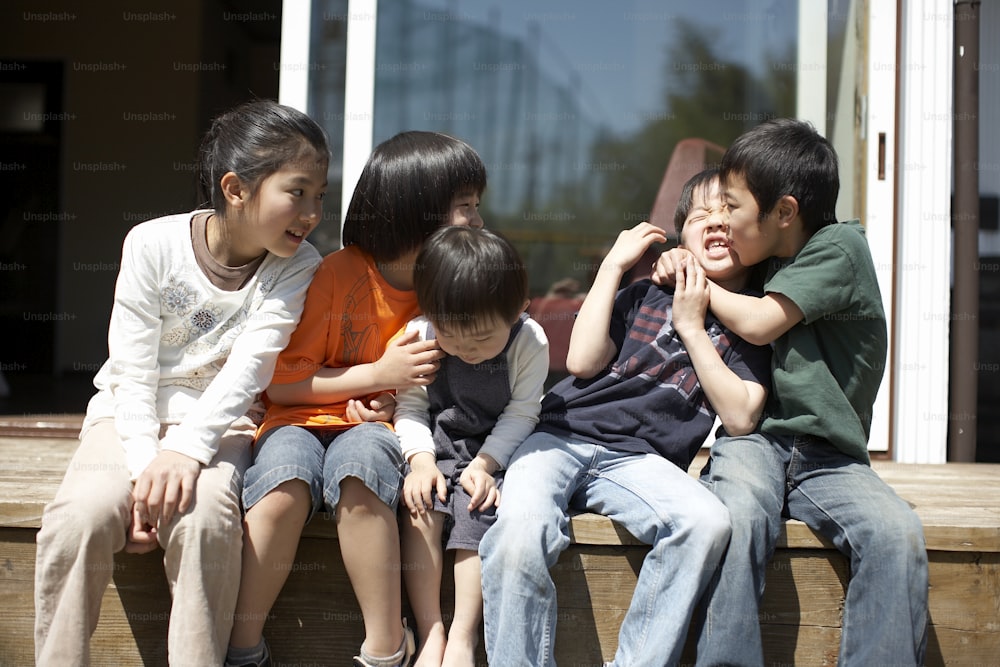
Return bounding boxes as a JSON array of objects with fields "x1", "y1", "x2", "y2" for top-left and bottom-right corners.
[
  {"x1": 479, "y1": 431, "x2": 731, "y2": 667},
  {"x1": 694, "y1": 433, "x2": 928, "y2": 667},
  {"x1": 243, "y1": 422, "x2": 406, "y2": 517}
]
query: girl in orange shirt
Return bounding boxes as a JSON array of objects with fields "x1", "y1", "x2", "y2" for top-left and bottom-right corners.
[{"x1": 225, "y1": 131, "x2": 486, "y2": 667}]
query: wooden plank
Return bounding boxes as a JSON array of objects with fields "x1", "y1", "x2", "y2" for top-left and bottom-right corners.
[
  {"x1": 0, "y1": 528, "x2": 173, "y2": 666},
  {"x1": 6, "y1": 436, "x2": 998, "y2": 553},
  {"x1": 0, "y1": 413, "x2": 83, "y2": 438},
  {"x1": 5, "y1": 526, "x2": 1000, "y2": 665},
  {"x1": 0, "y1": 437, "x2": 75, "y2": 528},
  {"x1": 0, "y1": 436, "x2": 1000, "y2": 552},
  {"x1": 873, "y1": 462, "x2": 1000, "y2": 552},
  {"x1": 3, "y1": 432, "x2": 1000, "y2": 665},
  {"x1": 926, "y1": 551, "x2": 1000, "y2": 634}
]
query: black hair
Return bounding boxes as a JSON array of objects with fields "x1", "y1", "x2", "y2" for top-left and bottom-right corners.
[
  {"x1": 674, "y1": 166, "x2": 721, "y2": 238},
  {"x1": 719, "y1": 118, "x2": 840, "y2": 234},
  {"x1": 196, "y1": 99, "x2": 330, "y2": 213},
  {"x1": 341, "y1": 131, "x2": 487, "y2": 263},
  {"x1": 414, "y1": 226, "x2": 527, "y2": 331}
]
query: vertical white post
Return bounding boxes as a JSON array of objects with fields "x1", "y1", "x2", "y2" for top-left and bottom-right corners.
[
  {"x1": 865, "y1": 0, "x2": 897, "y2": 455},
  {"x1": 796, "y1": 0, "x2": 829, "y2": 135},
  {"x1": 894, "y1": 0, "x2": 953, "y2": 462},
  {"x1": 341, "y1": 0, "x2": 378, "y2": 223},
  {"x1": 279, "y1": 0, "x2": 313, "y2": 112}
]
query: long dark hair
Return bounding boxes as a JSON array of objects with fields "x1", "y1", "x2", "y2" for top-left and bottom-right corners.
[{"x1": 196, "y1": 99, "x2": 330, "y2": 213}]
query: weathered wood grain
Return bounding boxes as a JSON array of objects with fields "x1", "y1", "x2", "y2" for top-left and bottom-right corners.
[{"x1": 3, "y1": 435, "x2": 1000, "y2": 665}]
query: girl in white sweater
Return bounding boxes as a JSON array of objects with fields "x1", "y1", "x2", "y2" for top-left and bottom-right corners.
[{"x1": 34, "y1": 99, "x2": 329, "y2": 667}]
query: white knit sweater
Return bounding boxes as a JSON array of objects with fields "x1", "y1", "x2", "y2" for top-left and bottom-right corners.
[{"x1": 82, "y1": 212, "x2": 321, "y2": 479}]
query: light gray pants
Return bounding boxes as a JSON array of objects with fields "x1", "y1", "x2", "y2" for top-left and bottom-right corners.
[{"x1": 34, "y1": 416, "x2": 254, "y2": 666}]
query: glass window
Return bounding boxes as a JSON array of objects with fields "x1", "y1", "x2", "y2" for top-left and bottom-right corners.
[
  {"x1": 306, "y1": 0, "x2": 350, "y2": 252},
  {"x1": 305, "y1": 0, "x2": 867, "y2": 387},
  {"x1": 372, "y1": 1, "x2": 797, "y2": 287}
]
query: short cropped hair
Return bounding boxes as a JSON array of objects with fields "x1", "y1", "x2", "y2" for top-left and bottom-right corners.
[
  {"x1": 720, "y1": 118, "x2": 839, "y2": 234},
  {"x1": 674, "y1": 167, "x2": 721, "y2": 238},
  {"x1": 414, "y1": 226, "x2": 528, "y2": 331},
  {"x1": 342, "y1": 131, "x2": 487, "y2": 263}
]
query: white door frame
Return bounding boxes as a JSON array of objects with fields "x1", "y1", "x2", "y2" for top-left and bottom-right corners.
[{"x1": 893, "y1": 0, "x2": 953, "y2": 462}]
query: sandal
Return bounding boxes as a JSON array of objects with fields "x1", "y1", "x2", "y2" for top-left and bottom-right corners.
[{"x1": 352, "y1": 621, "x2": 415, "y2": 667}]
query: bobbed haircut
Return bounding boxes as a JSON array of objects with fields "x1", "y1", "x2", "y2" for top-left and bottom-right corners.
[
  {"x1": 414, "y1": 226, "x2": 527, "y2": 332},
  {"x1": 197, "y1": 99, "x2": 330, "y2": 212},
  {"x1": 720, "y1": 118, "x2": 840, "y2": 234},
  {"x1": 341, "y1": 131, "x2": 487, "y2": 263},
  {"x1": 673, "y1": 167, "x2": 721, "y2": 238}
]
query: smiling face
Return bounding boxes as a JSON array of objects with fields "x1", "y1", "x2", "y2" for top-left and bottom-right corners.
[
  {"x1": 447, "y1": 190, "x2": 484, "y2": 228},
  {"x1": 678, "y1": 176, "x2": 748, "y2": 291},
  {"x1": 434, "y1": 316, "x2": 513, "y2": 366},
  {"x1": 238, "y1": 152, "x2": 328, "y2": 262}
]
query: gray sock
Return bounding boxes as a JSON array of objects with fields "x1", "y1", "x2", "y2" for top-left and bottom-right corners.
[{"x1": 226, "y1": 639, "x2": 266, "y2": 666}]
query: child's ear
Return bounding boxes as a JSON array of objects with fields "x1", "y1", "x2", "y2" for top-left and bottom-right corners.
[
  {"x1": 521, "y1": 298, "x2": 531, "y2": 313},
  {"x1": 219, "y1": 172, "x2": 248, "y2": 210},
  {"x1": 776, "y1": 195, "x2": 800, "y2": 226}
]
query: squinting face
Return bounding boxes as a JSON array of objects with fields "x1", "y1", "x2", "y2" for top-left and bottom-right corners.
[
  {"x1": 721, "y1": 173, "x2": 773, "y2": 267},
  {"x1": 448, "y1": 191, "x2": 484, "y2": 228},
  {"x1": 434, "y1": 317, "x2": 511, "y2": 366},
  {"x1": 679, "y1": 177, "x2": 746, "y2": 287},
  {"x1": 246, "y1": 155, "x2": 328, "y2": 260}
]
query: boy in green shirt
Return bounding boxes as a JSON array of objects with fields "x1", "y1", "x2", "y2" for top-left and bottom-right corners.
[{"x1": 655, "y1": 118, "x2": 928, "y2": 666}]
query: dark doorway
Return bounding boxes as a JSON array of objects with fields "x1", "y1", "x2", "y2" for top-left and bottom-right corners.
[{"x1": 0, "y1": 61, "x2": 63, "y2": 376}]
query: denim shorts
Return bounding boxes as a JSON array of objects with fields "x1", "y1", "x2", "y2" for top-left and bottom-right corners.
[
  {"x1": 243, "y1": 422, "x2": 406, "y2": 519},
  {"x1": 406, "y1": 462, "x2": 503, "y2": 551}
]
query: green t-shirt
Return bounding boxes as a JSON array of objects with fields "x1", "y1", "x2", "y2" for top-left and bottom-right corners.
[{"x1": 762, "y1": 220, "x2": 887, "y2": 463}]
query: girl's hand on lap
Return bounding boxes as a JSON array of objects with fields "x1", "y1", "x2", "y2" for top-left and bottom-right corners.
[
  {"x1": 346, "y1": 393, "x2": 396, "y2": 422},
  {"x1": 132, "y1": 450, "x2": 202, "y2": 528},
  {"x1": 125, "y1": 505, "x2": 160, "y2": 554}
]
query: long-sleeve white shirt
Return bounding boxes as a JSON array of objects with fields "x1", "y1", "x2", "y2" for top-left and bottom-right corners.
[
  {"x1": 82, "y1": 212, "x2": 321, "y2": 479},
  {"x1": 393, "y1": 315, "x2": 549, "y2": 469}
]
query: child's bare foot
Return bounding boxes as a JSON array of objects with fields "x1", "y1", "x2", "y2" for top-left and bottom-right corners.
[
  {"x1": 413, "y1": 623, "x2": 447, "y2": 667},
  {"x1": 440, "y1": 630, "x2": 477, "y2": 667}
]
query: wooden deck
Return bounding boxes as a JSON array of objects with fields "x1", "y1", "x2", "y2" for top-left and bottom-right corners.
[{"x1": 1, "y1": 420, "x2": 999, "y2": 665}]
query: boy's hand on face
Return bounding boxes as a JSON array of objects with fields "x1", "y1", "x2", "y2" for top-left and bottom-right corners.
[
  {"x1": 133, "y1": 450, "x2": 202, "y2": 531},
  {"x1": 672, "y1": 257, "x2": 711, "y2": 338},
  {"x1": 602, "y1": 222, "x2": 667, "y2": 274},
  {"x1": 403, "y1": 452, "x2": 448, "y2": 515},
  {"x1": 650, "y1": 247, "x2": 696, "y2": 288},
  {"x1": 375, "y1": 329, "x2": 445, "y2": 389}
]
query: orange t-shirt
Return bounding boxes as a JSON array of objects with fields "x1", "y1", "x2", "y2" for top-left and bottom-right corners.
[{"x1": 258, "y1": 246, "x2": 420, "y2": 435}]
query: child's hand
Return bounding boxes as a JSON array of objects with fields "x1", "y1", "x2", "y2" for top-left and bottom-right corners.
[
  {"x1": 403, "y1": 452, "x2": 447, "y2": 515},
  {"x1": 672, "y1": 257, "x2": 710, "y2": 338},
  {"x1": 651, "y1": 247, "x2": 696, "y2": 288},
  {"x1": 459, "y1": 455, "x2": 500, "y2": 512},
  {"x1": 602, "y1": 222, "x2": 667, "y2": 274},
  {"x1": 374, "y1": 330, "x2": 445, "y2": 389},
  {"x1": 132, "y1": 450, "x2": 202, "y2": 529},
  {"x1": 345, "y1": 392, "x2": 396, "y2": 422},
  {"x1": 125, "y1": 505, "x2": 160, "y2": 554}
]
